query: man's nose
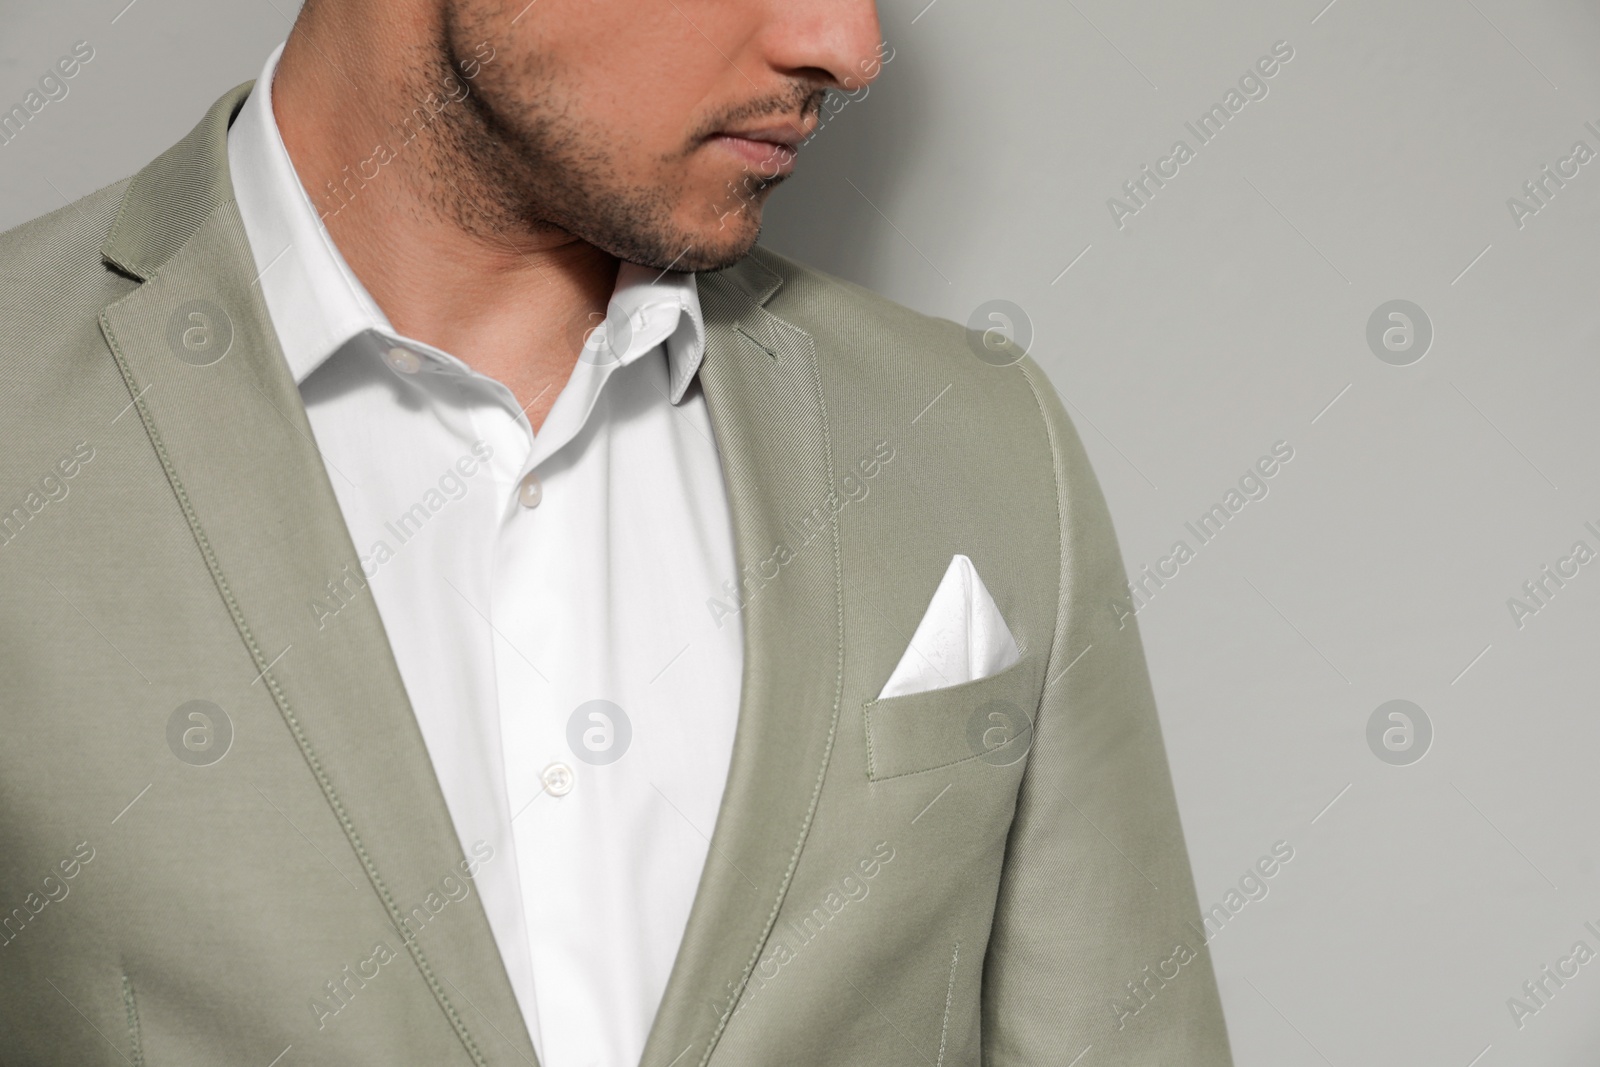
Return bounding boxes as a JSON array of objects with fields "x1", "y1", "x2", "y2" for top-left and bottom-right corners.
[{"x1": 760, "y1": 0, "x2": 886, "y2": 94}]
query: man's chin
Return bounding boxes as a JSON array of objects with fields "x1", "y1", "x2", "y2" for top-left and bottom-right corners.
[
  {"x1": 678, "y1": 238, "x2": 762, "y2": 273},
  {"x1": 655, "y1": 214, "x2": 765, "y2": 273}
]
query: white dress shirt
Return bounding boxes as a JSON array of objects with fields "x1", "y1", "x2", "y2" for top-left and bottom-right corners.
[{"x1": 228, "y1": 43, "x2": 744, "y2": 1067}]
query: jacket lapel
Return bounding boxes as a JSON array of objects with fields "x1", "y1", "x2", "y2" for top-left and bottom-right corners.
[
  {"x1": 98, "y1": 83, "x2": 537, "y2": 1066},
  {"x1": 637, "y1": 258, "x2": 847, "y2": 1067}
]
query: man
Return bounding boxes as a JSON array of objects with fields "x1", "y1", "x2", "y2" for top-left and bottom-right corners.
[{"x1": 0, "y1": 0, "x2": 1232, "y2": 1063}]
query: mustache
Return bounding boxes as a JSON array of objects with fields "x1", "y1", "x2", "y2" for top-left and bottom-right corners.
[{"x1": 686, "y1": 82, "x2": 830, "y2": 146}]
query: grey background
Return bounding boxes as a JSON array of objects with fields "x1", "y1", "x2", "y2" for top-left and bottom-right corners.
[{"x1": 5, "y1": 0, "x2": 1600, "y2": 1063}]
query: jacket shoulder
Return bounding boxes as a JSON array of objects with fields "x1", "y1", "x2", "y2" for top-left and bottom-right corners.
[
  {"x1": 743, "y1": 244, "x2": 1069, "y2": 447},
  {"x1": 747, "y1": 245, "x2": 981, "y2": 366}
]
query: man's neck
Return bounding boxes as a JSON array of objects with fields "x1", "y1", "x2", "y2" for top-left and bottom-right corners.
[{"x1": 271, "y1": 13, "x2": 616, "y2": 432}]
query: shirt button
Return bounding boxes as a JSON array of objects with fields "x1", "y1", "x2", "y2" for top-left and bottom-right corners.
[
  {"x1": 384, "y1": 346, "x2": 422, "y2": 374},
  {"x1": 517, "y1": 471, "x2": 543, "y2": 508},
  {"x1": 541, "y1": 762, "x2": 574, "y2": 797}
]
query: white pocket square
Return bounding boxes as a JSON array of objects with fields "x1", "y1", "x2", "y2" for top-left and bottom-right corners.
[{"x1": 876, "y1": 554, "x2": 1021, "y2": 700}]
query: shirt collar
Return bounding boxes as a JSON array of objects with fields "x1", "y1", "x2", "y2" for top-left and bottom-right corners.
[{"x1": 226, "y1": 42, "x2": 706, "y2": 403}]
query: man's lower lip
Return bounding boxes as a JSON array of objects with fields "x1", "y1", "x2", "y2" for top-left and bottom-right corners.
[{"x1": 711, "y1": 135, "x2": 798, "y2": 176}]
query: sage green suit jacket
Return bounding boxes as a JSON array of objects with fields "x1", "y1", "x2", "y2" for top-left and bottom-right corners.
[{"x1": 0, "y1": 82, "x2": 1232, "y2": 1066}]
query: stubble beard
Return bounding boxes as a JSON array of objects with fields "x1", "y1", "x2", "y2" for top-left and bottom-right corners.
[{"x1": 403, "y1": 10, "x2": 786, "y2": 272}]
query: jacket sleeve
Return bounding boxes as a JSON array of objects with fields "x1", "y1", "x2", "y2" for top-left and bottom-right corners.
[{"x1": 981, "y1": 359, "x2": 1234, "y2": 1065}]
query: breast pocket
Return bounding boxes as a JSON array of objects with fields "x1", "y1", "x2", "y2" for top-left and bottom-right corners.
[{"x1": 863, "y1": 652, "x2": 1042, "y2": 781}]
